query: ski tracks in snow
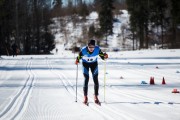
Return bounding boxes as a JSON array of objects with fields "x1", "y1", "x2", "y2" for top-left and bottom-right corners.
[
  {"x1": 46, "y1": 59, "x2": 136, "y2": 120},
  {"x1": 0, "y1": 59, "x2": 36, "y2": 120},
  {"x1": 1, "y1": 57, "x2": 179, "y2": 120},
  {"x1": 46, "y1": 58, "x2": 75, "y2": 96}
]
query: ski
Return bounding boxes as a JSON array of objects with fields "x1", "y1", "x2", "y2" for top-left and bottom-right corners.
[
  {"x1": 83, "y1": 102, "x2": 89, "y2": 106},
  {"x1": 95, "y1": 102, "x2": 101, "y2": 106}
]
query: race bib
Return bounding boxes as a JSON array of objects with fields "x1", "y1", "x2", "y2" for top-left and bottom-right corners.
[{"x1": 82, "y1": 56, "x2": 98, "y2": 63}]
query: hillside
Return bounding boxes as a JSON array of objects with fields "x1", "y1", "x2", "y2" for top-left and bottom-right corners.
[{"x1": 51, "y1": 10, "x2": 132, "y2": 52}]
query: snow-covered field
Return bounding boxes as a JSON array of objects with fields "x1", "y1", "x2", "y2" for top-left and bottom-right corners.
[{"x1": 0, "y1": 49, "x2": 180, "y2": 120}]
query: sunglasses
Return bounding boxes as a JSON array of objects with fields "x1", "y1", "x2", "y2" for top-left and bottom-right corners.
[{"x1": 88, "y1": 46, "x2": 95, "y2": 48}]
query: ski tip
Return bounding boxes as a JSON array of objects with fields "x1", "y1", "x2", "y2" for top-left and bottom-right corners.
[
  {"x1": 83, "y1": 102, "x2": 89, "y2": 106},
  {"x1": 95, "y1": 102, "x2": 101, "y2": 106}
]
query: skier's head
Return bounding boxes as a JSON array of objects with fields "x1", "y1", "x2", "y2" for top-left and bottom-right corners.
[
  {"x1": 88, "y1": 39, "x2": 95, "y2": 46},
  {"x1": 88, "y1": 39, "x2": 95, "y2": 52}
]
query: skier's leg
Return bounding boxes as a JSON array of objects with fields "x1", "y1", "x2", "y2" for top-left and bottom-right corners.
[
  {"x1": 90, "y1": 62, "x2": 99, "y2": 96},
  {"x1": 93, "y1": 73, "x2": 100, "y2": 103},
  {"x1": 93, "y1": 74, "x2": 99, "y2": 96},
  {"x1": 83, "y1": 74, "x2": 89, "y2": 96},
  {"x1": 82, "y1": 62, "x2": 89, "y2": 96},
  {"x1": 13, "y1": 50, "x2": 15, "y2": 57}
]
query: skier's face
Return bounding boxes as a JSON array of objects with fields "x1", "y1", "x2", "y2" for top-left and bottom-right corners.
[{"x1": 88, "y1": 45, "x2": 95, "y2": 52}]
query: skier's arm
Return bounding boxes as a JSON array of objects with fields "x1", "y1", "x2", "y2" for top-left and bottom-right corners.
[{"x1": 99, "y1": 49, "x2": 108, "y2": 60}]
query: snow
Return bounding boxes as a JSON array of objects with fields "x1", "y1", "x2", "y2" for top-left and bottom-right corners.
[
  {"x1": 86, "y1": 12, "x2": 98, "y2": 20},
  {"x1": 0, "y1": 49, "x2": 180, "y2": 120},
  {"x1": 52, "y1": 10, "x2": 131, "y2": 50}
]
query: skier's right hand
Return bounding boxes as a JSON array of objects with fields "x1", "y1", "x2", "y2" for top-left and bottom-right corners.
[
  {"x1": 104, "y1": 53, "x2": 108, "y2": 59},
  {"x1": 75, "y1": 59, "x2": 79, "y2": 65}
]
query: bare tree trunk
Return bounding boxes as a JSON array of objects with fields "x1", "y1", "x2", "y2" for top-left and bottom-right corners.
[
  {"x1": 161, "y1": 17, "x2": 164, "y2": 49},
  {"x1": 16, "y1": 0, "x2": 19, "y2": 45},
  {"x1": 139, "y1": 24, "x2": 144, "y2": 49},
  {"x1": 172, "y1": 20, "x2": 176, "y2": 48},
  {"x1": 132, "y1": 31, "x2": 135, "y2": 50}
]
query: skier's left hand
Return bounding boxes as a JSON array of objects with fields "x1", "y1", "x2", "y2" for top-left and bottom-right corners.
[
  {"x1": 75, "y1": 59, "x2": 79, "y2": 65},
  {"x1": 104, "y1": 53, "x2": 108, "y2": 59}
]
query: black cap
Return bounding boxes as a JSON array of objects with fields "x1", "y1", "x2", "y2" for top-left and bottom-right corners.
[{"x1": 88, "y1": 39, "x2": 95, "y2": 46}]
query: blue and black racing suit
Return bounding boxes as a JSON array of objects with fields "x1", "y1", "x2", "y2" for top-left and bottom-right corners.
[{"x1": 76, "y1": 46, "x2": 106, "y2": 96}]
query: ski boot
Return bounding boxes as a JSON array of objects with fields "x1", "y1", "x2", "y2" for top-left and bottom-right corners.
[
  {"x1": 83, "y1": 96, "x2": 89, "y2": 106},
  {"x1": 94, "y1": 95, "x2": 101, "y2": 105}
]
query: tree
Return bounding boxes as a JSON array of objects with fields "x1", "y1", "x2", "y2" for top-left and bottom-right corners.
[
  {"x1": 0, "y1": 0, "x2": 5, "y2": 55},
  {"x1": 0, "y1": 0, "x2": 55, "y2": 55},
  {"x1": 88, "y1": 24, "x2": 95, "y2": 38},
  {"x1": 94, "y1": 0, "x2": 101, "y2": 12},
  {"x1": 121, "y1": 23, "x2": 127, "y2": 48},
  {"x1": 150, "y1": 0, "x2": 167, "y2": 49},
  {"x1": 77, "y1": 2, "x2": 89, "y2": 20},
  {"x1": 53, "y1": 0, "x2": 62, "y2": 7},
  {"x1": 127, "y1": 0, "x2": 145, "y2": 49},
  {"x1": 0, "y1": 0, "x2": 16, "y2": 55},
  {"x1": 99, "y1": 0, "x2": 114, "y2": 45},
  {"x1": 77, "y1": 0, "x2": 83, "y2": 5},
  {"x1": 171, "y1": 0, "x2": 180, "y2": 48},
  {"x1": 52, "y1": 0, "x2": 63, "y2": 17},
  {"x1": 126, "y1": 0, "x2": 137, "y2": 50},
  {"x1": 127, "y1": 0, "x2": 175, "y2": 49}
]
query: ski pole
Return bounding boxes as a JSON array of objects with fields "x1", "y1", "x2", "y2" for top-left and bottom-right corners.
[
  {"x1": 104, "y1": 60, "x2": 107, "y2": 103},
  {"x1": 75, "y1": 64, "x2": 78, "y2": 102}
]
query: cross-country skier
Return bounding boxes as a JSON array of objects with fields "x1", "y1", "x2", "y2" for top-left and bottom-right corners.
[
  {"x1": 75, "y1": 39, "x2": 108, "y2": 104},
  {"x1": 11, "y1": 43, "x2": 18, "y2": 57}
]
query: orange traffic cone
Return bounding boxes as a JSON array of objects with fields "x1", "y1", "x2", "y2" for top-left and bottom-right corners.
[
  {"x1": 172, "y1": 89, "x2": 180, "y2": 93},
  {"x1": 150, "y1": 77, "x2": 152, "y2": 84},
  {"x1": 152, "y1": 77, "x2": 155, "y2": 84},
  {"x1": 162, "y1": 77, "x2": 166, "y2": 85},
  {"x1": 150, "y1": 77, "x2": 155, "y2": 85}
]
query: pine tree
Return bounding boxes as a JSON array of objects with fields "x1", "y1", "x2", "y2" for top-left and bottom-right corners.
[
  {"x1": 127, "y1": 0, "x2": 143, "y2": 49},
  {"x1": 94, "y1": 0, "x2": 101, "y2": 12},
  {"x1": 78, "y1": 2, "x2": 89, "y2": 19},
  {"x1": 53, "y1": 0, "x2": 62, "y2": 8},
  {"x1": 99, "y1": 0, "x2": 114, "y2": 45},
  {"x1": 0, "y1": 0, "x2": 4, "y2": 55},
  {"x1": 88, "y1": 24, "x2": 95, "y2": 38},
  {"x1": 127, "y1": 0, "x2": 172, "y2": 49},
  {"x1": 52, "y1": 0, "x2": 62, "y2": 17},
  {"x1": 171, "y1": 0, "x2": 180, "y2": 48},
  {"x1": 150, "y1": 0, "x2": 167, "y2": 49}
]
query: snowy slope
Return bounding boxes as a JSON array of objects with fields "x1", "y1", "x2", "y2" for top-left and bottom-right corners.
[
  {"x1": 0, "y1": 49, "x2": 180, "y2": 120},
  {"x1": 52, "y1": 10, "x2": 130, "y2": 51}
]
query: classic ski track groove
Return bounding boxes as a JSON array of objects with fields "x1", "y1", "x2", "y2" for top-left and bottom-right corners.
[
  {"x1": 77, "y1": 79, "x2": 138, "y2": 120},
  {"x1": 93, "y1": 83, "x2": 138, "y2": 119},
  {"x1": 0, "y1": 59, "x2": 35, "y2": 119},
  {"x1": 66, "y1": 61, "x2": 178, "y2": 119},
  {"x1": 46, "y1": 59, "x2": 74, "y2": 96},
  {"x1": 54, "y1": 63, "x2": 136, "y2": 120},
  {"x1": 50, "y1": 58, "x2": 180, "y2": 119},
  {"x1": 0, "y1": 60, "x2": 29, "y2": 118},
  {"x1": 11, "y1": 60, "x2": 36, "y2": 119},
  {"x1": 47, "y1": 59, "x2": 119, "y2": 120},
  {"x1": 0, "y1": 57, "x2": 178, "y2": 119}
]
